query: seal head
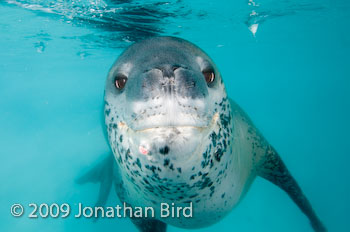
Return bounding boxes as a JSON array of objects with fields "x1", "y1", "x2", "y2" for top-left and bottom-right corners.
[{"x1": 105, "y1": 37, "x2": 228, "y2": 166}]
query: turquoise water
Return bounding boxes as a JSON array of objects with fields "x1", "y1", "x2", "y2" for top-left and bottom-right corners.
[{"x1": 0, "y1": 0, "x2": 349, "y2": 231}]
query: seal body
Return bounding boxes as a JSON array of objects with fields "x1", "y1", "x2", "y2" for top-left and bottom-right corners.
[
  {"x1": 105, "y1": 97, "x2": 256, "y2": 228},
  {"x1": 104, "y1": 36, "x2": 246, "y2": 228},
  {"x1": 96, "y1": 37, "x2": 326, "y2": 231}
]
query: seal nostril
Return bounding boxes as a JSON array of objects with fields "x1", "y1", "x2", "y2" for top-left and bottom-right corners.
[
  {"x1": 172, "y1": 65, "x2": 181, "y2": 71},
  {"x1": 159, "y1": 145, "x2": 170, "y2": 155}
]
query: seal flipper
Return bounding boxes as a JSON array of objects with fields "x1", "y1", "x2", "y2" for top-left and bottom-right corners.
[
  {"x1": 257, "y1": 146, "x2": 326, "y2": 232},
  {"x1": 131, "y1": 218, "x2": 167, "y2": 232},
  {"x1": 76, "y1": 154, "x2": 115, "y2": 207}
]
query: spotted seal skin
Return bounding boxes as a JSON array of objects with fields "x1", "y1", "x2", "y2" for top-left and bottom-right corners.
[{"x1": 79, "y1": 36, "x2": 326, "y2": 232}]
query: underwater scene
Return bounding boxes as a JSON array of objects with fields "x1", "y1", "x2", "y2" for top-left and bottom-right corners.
[{"x1": 0, "y1": 0, "x2": 349, "y2": 231}]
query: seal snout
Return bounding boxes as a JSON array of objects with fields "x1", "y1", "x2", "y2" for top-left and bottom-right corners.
[
  {"x1": 150, "y1": 65, "x2": 182, "y2": 95},
  {"x1": 156, "y1": 64, "x2": 180, "y2": 78}
]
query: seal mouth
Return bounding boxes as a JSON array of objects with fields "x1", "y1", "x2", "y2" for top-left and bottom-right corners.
[
  {"x1": 119, "y1": 112, "x2": 219, "y2": 133},
  {"x1": 134, "y1": 124, "x2": 209, "y2": 133}
]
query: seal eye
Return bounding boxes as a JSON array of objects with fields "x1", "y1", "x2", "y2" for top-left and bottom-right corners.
[
  {"x1": 115, "y1": 74, "x2": 128, "y2": 90},
  {"x1": 202, "y1": 68, "x2": 215, "y2": 84}
]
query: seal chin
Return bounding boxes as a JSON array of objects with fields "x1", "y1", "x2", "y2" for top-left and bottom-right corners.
[{"x1": 116, "y1": 113, "x2": 219, "y2": 163}]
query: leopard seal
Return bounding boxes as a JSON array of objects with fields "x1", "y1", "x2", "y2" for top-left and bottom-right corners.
[{"x1": 78, "y1": 36, "x2": 326, "y2": 232}]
